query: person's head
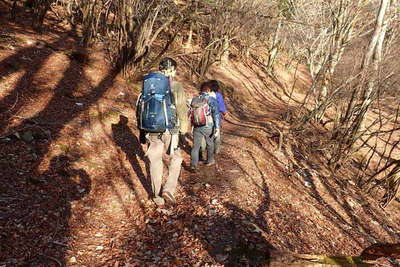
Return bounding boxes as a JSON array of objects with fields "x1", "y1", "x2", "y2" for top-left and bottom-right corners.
[
  {"x1": 159, "y1": 57, "x2": 177, "y2": 77},
  {"x1": 208, "y1": 80, "x2": 220, "y2": 92},
  {"x1": 200, "y1": 81, "x2": 211, "y2": 93}
]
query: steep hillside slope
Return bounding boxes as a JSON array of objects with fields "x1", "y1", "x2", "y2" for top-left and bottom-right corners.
[{"x1": 1, "y1": 12, "x2": 400, "y2": 266}]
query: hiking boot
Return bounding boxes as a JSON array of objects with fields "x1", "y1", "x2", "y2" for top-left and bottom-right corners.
[
  {"x1": 205, "y1": 160, "x2": 215, "y2": 166},
  {"x1": 152, "y1": 197, "x2": 165, "y2": 206},
  {"x1": 199, "y1": 151, "x2": 207, "y2": 162},
  {"x1": 162, "y1": 191, "x2": 176, "y2": 204},
  {"x1": 189, "y1": 165, "x2": 197, "y2": 173}
]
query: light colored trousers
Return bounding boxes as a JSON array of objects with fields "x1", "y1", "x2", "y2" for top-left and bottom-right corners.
[{"x1": 145, "y1": 131, "x2": 182, "y2": 198}]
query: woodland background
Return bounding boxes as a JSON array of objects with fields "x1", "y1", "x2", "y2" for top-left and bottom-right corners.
[{"x1": 1, "y1": 0, "x2": 400, "y2": 266}]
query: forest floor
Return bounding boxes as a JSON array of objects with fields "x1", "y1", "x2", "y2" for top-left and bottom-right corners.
[{"x1": 1, "y1": 5, "x2": 400, "y2": 267}]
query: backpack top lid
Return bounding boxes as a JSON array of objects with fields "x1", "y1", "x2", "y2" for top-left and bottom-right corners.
[
  {"x1": 142, "y1": 72, "x2": 170, "y2": 96},
  {"x1": 191, "y1": 94, "x2": 208, "y2": 107},
  {"x1": 143, "y1": 71, "x2": 168, "y2": 81}
]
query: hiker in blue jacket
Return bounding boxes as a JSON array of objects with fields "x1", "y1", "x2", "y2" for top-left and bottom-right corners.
[
  {"x1": 208, "y1": 80, "x2": 226, "y2": 154},
  {"x1": 190, "y1": 81, "x2": 220, "y2": 171}
]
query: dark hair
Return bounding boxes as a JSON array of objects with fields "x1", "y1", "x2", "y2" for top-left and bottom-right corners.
[
  {"x1": 208, "y1": 80, "x2": 220, "y2": 92},
  {"x1": 159, "y1": 57, "x2": 177, "y2": 71},
  {"x1": 200, "y1": 81, "x2": 210, "y2": 93}
]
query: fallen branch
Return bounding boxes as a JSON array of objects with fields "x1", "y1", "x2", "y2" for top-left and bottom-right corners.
[
  {"x1": 39, "y1": 255, "x2": 62, "y2": 267},
  {"x1": 49, "y1": 240, "x2": 68, "y2": 247},
  {"x1": 6, "y1": 92, "x2": 19, "y2": 113},
  {"x1": 271, "y1": 125, "x2": 284, "y2": 152}
]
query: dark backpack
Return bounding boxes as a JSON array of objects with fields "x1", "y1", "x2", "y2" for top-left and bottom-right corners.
[
  {"x1": 137, "y1": 72, "x2": 176, "y2": 133},
  {"x1": 190, "y1": 95, "x2": 211, "y2": 127}
]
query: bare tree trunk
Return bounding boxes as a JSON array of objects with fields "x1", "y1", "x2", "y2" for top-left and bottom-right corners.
[
  {"x1": 294, "y1": 0, "x2": 360, "y2": 126},
  {"x1": 266, "y1": 19, "x2": 282, "y2": 73},
  {"x1": 24, "y1": 0, "x2": 54, "y2": 32},
  {"x1": 348, "y1": 0, "x2": 390, "y2": 142},
  {"x1": 184, "y1": 23, "x2": 193, "y2": 48},
  {"x1": 10, "y1": 0, "x2": 18, "y2": 20},
  {"x1": 220, "y1": 36, "x2": 230, "y2": 63},
  {"x1": 328, "y1": 0, "x2": 391, "y2": 167},
  {"x1": 372, "y1": 161, "x2": 400, "y2": 208},
  {"x1": 362, "y1": 0, "x2": 390, "y2": 69}
]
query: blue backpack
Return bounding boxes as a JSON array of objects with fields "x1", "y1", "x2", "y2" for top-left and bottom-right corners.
[{"x1": 137, "y1": 72, "x2": 177, "y2": 133}]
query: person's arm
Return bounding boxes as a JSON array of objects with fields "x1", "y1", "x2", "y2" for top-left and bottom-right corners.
[
  {"x1": 172, "y1": 82, "x2": 189, "y2": 134},
  {"x1": 135, "y1": 93, "x2": 147, "y2": 144},
  {"x1": 217, "y1": 92, "x2": 227, "y2": 114},
  {"x1": 135, "y1": 93, "x2": 142, "y2": 128}
]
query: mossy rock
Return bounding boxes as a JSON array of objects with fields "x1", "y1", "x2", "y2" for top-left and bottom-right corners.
[
  {"x1": 0, "y1": 34, "x2": 22, "y2": 44},
  {"x1": 90, "y1": 109, "x2": 121, "y2": 124},
  {"x1": 58, "y1": 144, "x2": 70, "y2": 154}
]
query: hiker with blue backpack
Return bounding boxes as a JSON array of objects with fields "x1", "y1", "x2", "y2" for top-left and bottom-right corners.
[
  {"x1": 190, "y1": 81, "x2": 220, "y2": 172},
  {"x1": 136, "y1": 58, "x2": 189, "y2": 206}
]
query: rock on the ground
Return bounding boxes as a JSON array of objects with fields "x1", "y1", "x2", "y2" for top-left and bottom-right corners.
[
  {"x1": 22, "y1": 131, "x2": 34, "y2": 143},
  {"x1": 70, "y1": 256, "x2": 77, "y2": 264},
  {"x1": 156, "y1": 208, "x2": 172, "y2": 216}
]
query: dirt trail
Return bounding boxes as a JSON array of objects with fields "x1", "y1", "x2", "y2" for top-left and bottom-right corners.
[{"x1": 1, "y1": 14, "x2": 400, "y2": 266}]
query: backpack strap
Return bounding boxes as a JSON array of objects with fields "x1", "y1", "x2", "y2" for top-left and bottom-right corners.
[{"x1": 169, "y1": 78, "x2": 180, "y2": 129}]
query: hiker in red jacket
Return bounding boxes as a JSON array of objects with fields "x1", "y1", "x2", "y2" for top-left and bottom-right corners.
[
  {"x1": 208, "y1": 80, "x2": 226, "y2": 154},
  {"x1": 189, "y1": 81, "x2": 221, "y2": 172},
  {"x1": 199, "y1": 80, "x2": 227, "y2": 160}
]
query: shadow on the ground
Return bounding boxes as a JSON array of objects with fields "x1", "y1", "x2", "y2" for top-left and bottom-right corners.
[
  {"x1": 286, "y1": 139, "x2": 400, "y2": 242},
  {"x1": 114, "y1": 59, "x2": 400, "y2": 264},
  {"x1": 216, "y1": 61, "x2": 400, "y2": 249},
  {"x1": 119, "y1": 147, "x2": 275, "y2": 266},
  {"x1": 225, "y1": 119, "x2": 400, "y2": 250},
  {"x1": 0, "y1": 154, "x2": 91, "y2": 265},
  {"x1": 0, "y1": 5, "x2": 123, "y2": 264},
  {"x1": 111, "y1": 115, "x2": 152, "y2": 197}
]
